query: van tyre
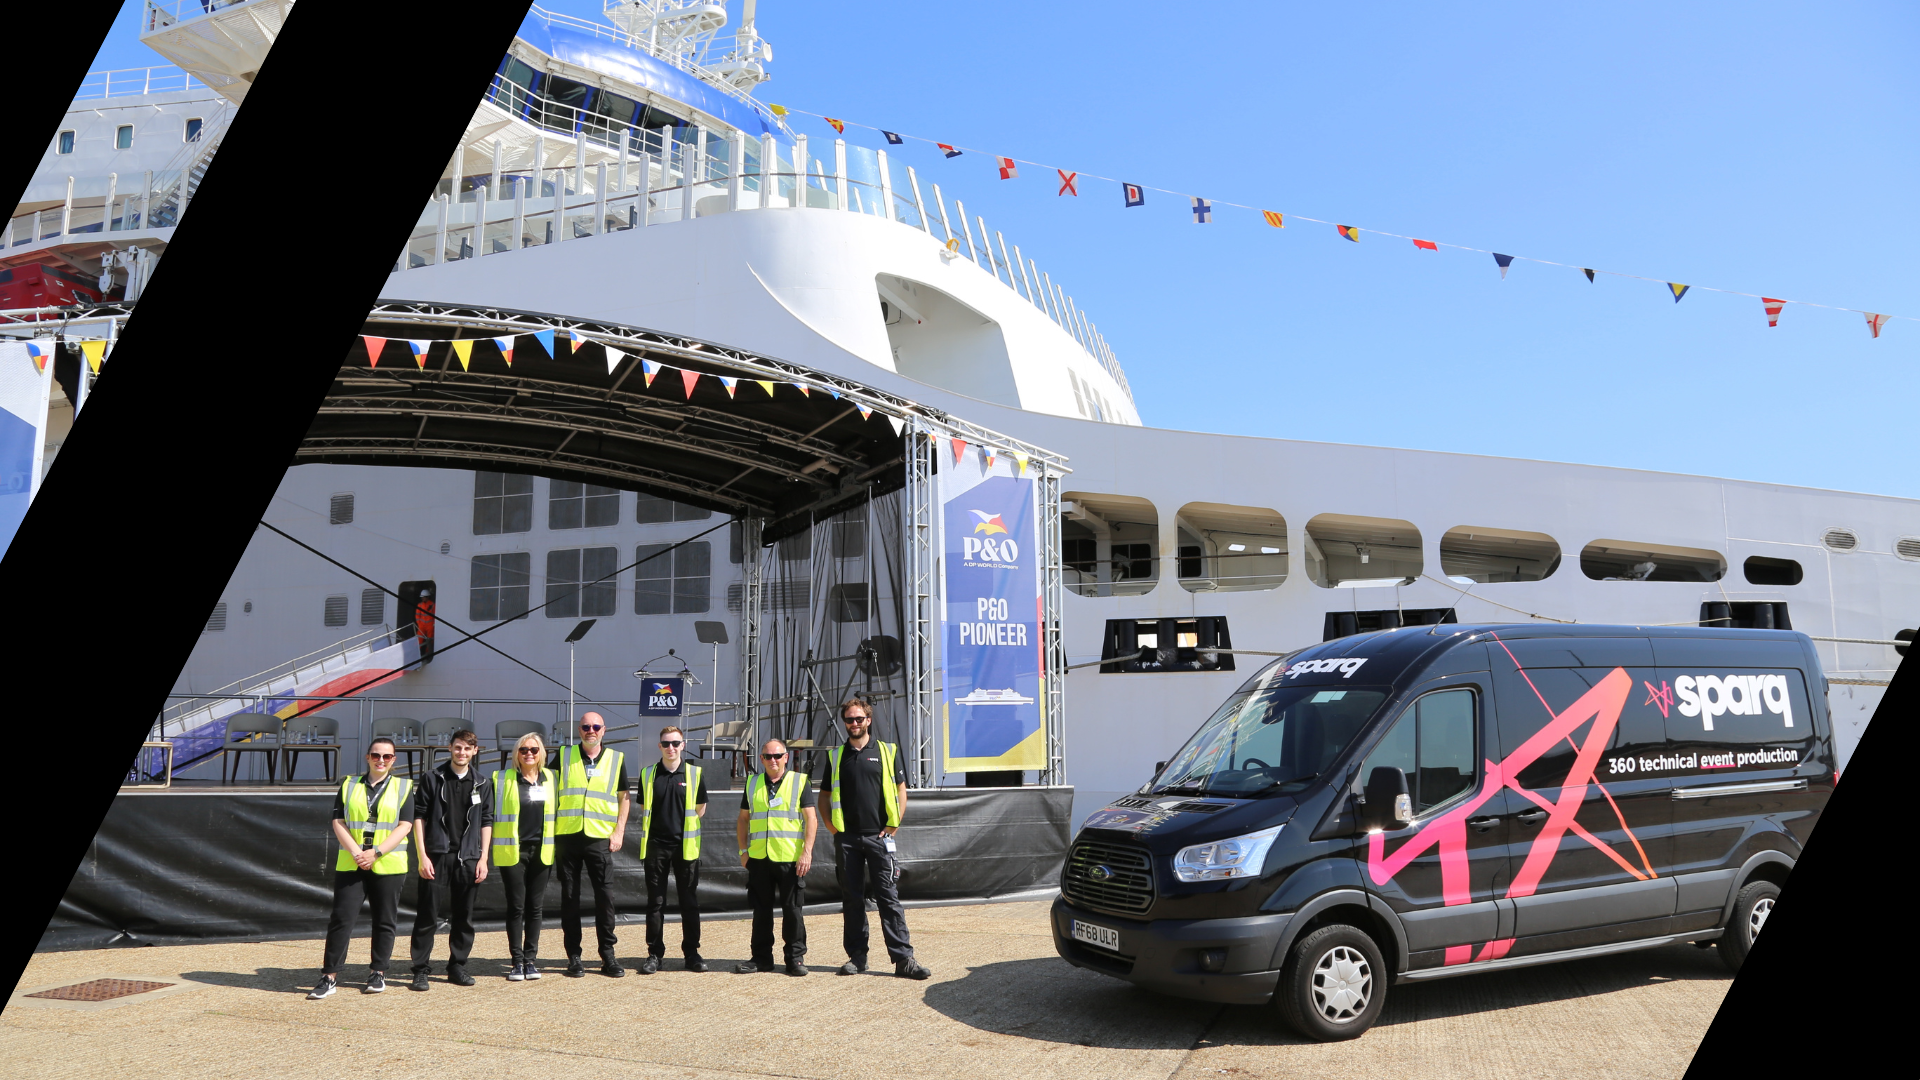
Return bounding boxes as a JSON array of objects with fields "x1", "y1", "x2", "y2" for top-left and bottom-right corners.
[
  {"x1": 1719, "y1": 880, "x2": 1780, "y2": 974},
  {"x1": 1275, "y1": 924, "x2": 1387, "y2": 1041}
]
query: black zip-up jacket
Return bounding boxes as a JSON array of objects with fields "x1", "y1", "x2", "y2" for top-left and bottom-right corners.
[{"x1": 413, "y1": 761, "x2": 495, "y2": 861}]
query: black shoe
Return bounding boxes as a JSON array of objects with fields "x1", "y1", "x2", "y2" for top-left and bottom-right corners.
[
  {"x1": 786, "y1": 960, "x2": 809, "y2": 977},
  {"x1": 733, "y1": 959, "x2": 769, "y2": 974},
  {"x1": 601, "y1": 958, "x2": 626, "y2": 978},
  {"x1": 406, "y1": 970, "x2": 428, "y2": 992},
  {"x1": 307, "y1": 976, "x2": 337, "y2": 1000},
  {"x1": 838, "y1": 960, "x2": 866, "y2": 975},
  {"x1": 524, "y1": 960, "x2": 542, "y2": 981},
  {"x1": 447, "y1": 965, "x2": 475, "y2": 987},
  {"x1": 507, "y1": 961, "x2": 525, "y2": 982},
  {"x1": 895, "y1": 958, "x2": 931, "y2": 980},
  {"x1": 363, "y1": 972, "x2": 386, "y2": 995},
  {"x1": 637, "y1": 955, "x2": 659, "y2": 975},
  {"x1": 565, "y1": 958, "x2": 585, "y2": 979},
  {"x1": 685, "y1": 955, "x2": 708, "y2": 973}
]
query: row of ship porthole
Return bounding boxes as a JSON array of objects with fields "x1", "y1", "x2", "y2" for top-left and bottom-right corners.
[{"x1": 1055, "y1": 497, "x2": 1920, "y2": 597}]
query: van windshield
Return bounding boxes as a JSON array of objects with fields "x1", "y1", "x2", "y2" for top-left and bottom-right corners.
[{"x1": 1153, "y1": 679, "x2": 1389, "y2": 797}]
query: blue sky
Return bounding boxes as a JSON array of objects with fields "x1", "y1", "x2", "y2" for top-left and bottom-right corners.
[{"x1": 88, "y1": 2, "x2": 1919, "y2": 497}]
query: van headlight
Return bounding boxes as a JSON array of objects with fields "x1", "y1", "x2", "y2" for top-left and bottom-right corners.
[{"x1": 1172, "y1": 825, "x2": 1282, "y2": 882}]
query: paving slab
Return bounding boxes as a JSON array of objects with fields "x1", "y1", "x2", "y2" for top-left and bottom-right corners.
[{"x1": 3, "y1": 901, "x2": 1725, "y2": 1080}]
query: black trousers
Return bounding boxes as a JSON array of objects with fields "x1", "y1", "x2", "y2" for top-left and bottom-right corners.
[
  {"x1": 746, "y1": 857, "x2": 806, "y2": 963},
  {"x1": 410, "y1": 853, "x2": 479, "y2": 972},
  {"x1": 836, "y1": 832, "x2": 914, "y2": 964},
  {"x1": 644, "y1": 844, "x2": 702, "y2": 957},
  {"x1": 557, "y1": 832, "x2": 618, "y2": 959},
  {"x1": 499, "y1": 854, "x2": 552, "y2": 962},
  {"x1": 322, "y1": 868, "x2": 404, "y2": 976}
]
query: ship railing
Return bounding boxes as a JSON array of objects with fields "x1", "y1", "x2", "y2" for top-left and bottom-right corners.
[
  {"x1": 142, "y1": 0, "x2": 252, "y2": 33},
  {"x1": 155, "y1": 624, "x2": 398, "y2": 740},
  {"x1": 73, "y1": 64, "x2": 208, "y2": 100},
  {"x1": 522, "y1": 4, "x2": 774, "y2": 119}
]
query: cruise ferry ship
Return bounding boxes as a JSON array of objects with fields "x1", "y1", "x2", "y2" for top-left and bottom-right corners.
[{"x1": 7, "y1": 0, "x2": 1913, "y2": 822}]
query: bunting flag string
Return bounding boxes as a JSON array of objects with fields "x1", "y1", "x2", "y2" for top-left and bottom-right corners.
[
  {"x1": 950, "y1": 437, "x2": 967, "y2": 465},
  {"x1": 887, "y1": 415, "x2": 905, "y2": 436},
  {"x1": 451, "y1": 339, "x2": 474, "y2": 371},
  {"x1": 1763, "y1": 298, "x2": 1785, "y2": 327},
  {"x1": 718, "y1": 375, "x2": 738, "y2": 398},
  {"x1": 775, "y1": 106, "x2": 1908, "y2": 335},
  {"x1": 980, "y1": 445, "x2": 997, "y2": 470},
  {"x1": 680, "y1": 369, "x2": 701, "y2": 399},
  {"x1": 793, "y1": 382, "x2": 810, "y2": 397},
  {"x1": 641, "y1": 358, "x2": 661, "y2": 387},
  {"x1": 602, "y1": 345, "x2": 622, "y2": 374},
  {"x1": 1264, "y1": 210, "x2": 1285, "y2": 228},
  {"x1": 532, "y1": 329, "x2": 555, "y2": 357},
  {"x1": 407, "y1": 340, "x2": 434, "y2": 367},
  {"x1": 493, "y1": 335, "x2": 515, "y2": 366},
  {"x1": 1493, "y1": 253, "x2": 1514, "y2": 278},
  {"x1": 756, "y1": 379, "x2": 776, "y2": 396},
  {"x1": 996, "y1": 157, "x2": 1018, "y2": 180},
  {"x1": 362, "y1": 336, "x2": 387, "y2": 367},
  {"x1": 1668, "y1": 283, "x2": 1690, "y2": 303},
  {"x1": 1057, "y1": 170, "x2": 1078, "y2": 196},
  {"x1": 857, "y1": 404, "x2": 873, "y2": 420},
  {"x1": 1012, "y1": 451, "x2": 1029, "y2": 476},
  {"x1": 79, "y1": 340, "x2": 107, "y2": 373}
]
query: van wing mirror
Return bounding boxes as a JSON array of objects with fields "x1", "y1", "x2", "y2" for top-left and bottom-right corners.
[{"x1": 1362, "y1": 767, "x2": 1413, "y2": 829}]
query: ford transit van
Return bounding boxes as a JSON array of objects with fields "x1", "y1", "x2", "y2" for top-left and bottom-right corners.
[{"x1": 1052, "y1": 624, "x2": 1831, "y2": 1040}]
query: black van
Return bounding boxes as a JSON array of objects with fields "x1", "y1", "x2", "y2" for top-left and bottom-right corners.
[{"x1": 1052, "y1": 624, "x2": 1831, "y2": 1040}]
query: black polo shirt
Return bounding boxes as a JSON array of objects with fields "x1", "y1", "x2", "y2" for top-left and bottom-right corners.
[
  {"x1": 826, "y1": 741, "x2": 905, "y2": 836},
  {"x1": 515, "y1": 772, "x2": 550, "y2": 857},
  {"x1": 645, "y1": 761, "x2": 709, "y2": 850}
]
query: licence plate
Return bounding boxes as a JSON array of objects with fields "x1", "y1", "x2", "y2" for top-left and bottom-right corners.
[{"x1": 1072, "y1": 920, "x2": 1120, "y2": 951}]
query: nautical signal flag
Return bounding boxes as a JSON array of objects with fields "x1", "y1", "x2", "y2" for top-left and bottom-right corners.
[
  {"x1": 1493, "y1": 253, "x2": 1514, "y2": 278},
  {"x1": 883, "y1": 131, "x2": 903, "y2": 145},
  {"x1": 1263, "y1": 210, "x2": 1285, "y2": 228},
  {"x1": 493, "y1": 335, "x2": 516, "y2": 366},
  {"x1": 1058, "y1": 170, "x2": 1078, "y2": 196},
  {"x1": 768, "y1": 103, "x2": 788, "y2": 117},
  {"x1": 825, "y1": 117, "x2": 845, "y2": 134},
  {"x1": 1668, "y1": 283, "x2": 1689, "y2": 303},
  {"x1": 1582, "y1": 268, "x2": 1596, "y2": 283},
  {"x1": 997, "y1": 157, "x2": 1018, "y2": 179},
  {"x1": 1865, "y1": 312, "x2": 1889, "y2": 338},
  {"x1": 1411, "y1": 238, "x2": 1437, "y2": 251},
  {"x1": 938, "y1": 144, "x2": 961, "y2": 158},
  {"x1": 361, "y1": 336, "x2": 387, "y2": 367},
  {"x1": 1337, "y1": 225, "x2": 1360, "y2": 242},
  {"x1": 450, "y1": 339, "x2": 474, "y2": 371},
  {"x1": 1191, "y1": 197, "x2": 1212, "y2": 223},
  {"x1": 1123, "y1": 183, "x2": 1145, "y2": 208},
  {"x1": 1763, "y1": 298, "x2": 1785, "y2": 327}
]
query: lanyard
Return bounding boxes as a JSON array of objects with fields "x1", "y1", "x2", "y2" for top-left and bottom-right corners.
[{"x1": 361, "y1": 773, "x2": 393, "y2": 845}]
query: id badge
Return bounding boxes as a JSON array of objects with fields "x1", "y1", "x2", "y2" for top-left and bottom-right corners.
[
  {"x1": 586, "y1": 766, "x2": 598, "y2": 779},
  {"x1": 884, "y1": 836, "x2": 897, "y2": 854},
  {"x1": 470, "y1": 791, "x2": 482, "y2": 805},
  {"x1": 769, "y1": 797, "x2": 785, "y2": 808},
  {"x1": 527, "y1": 785, "x2": 547, "y2": 802}
]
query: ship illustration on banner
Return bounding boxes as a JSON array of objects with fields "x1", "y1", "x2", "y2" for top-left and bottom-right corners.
[{"x1": 954, "y1": 688, "x2": 1036, "y2": 706}]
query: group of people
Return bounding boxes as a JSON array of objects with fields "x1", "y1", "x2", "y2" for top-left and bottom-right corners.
[{"x1": 308, "y1": 698, "x2": 930, "y2": 999}]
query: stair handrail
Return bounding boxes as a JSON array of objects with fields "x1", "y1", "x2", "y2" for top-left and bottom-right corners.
[{"x1": 158, "y1": 623, "x2": 396, "y2": 731}]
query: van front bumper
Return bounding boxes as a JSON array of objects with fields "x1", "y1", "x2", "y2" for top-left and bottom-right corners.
[{"x1": 1051, "y1": 896, "x2": 1289, "y2": 1005}]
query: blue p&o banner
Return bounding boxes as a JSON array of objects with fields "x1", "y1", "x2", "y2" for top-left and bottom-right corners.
[{"x1": 940, "y1": 467, "x2": 1045, "y2": 772}]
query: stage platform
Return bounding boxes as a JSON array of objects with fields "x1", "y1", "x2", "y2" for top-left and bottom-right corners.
[{"x1": 45, "y1": 784, "x2": 1070, "y2": 951}]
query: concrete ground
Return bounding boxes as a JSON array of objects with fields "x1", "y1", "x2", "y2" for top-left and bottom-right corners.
[{"x1": 3, "y1": 900, "x2": 1725, "y2": 1079}]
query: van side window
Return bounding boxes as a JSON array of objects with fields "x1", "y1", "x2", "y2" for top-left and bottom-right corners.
[
  {"x1": 1494, "y1": 665, "x2": 1668, "y2": 788},
  {"x1": 1360, "y1": 688, "x2": 1477, "y2": 814}
]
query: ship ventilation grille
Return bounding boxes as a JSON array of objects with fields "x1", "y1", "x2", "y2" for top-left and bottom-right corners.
[
  {"x1": 1896, "y1": 537, "x2": 1920, "y2": 562},
  {"x1": 203, "y1": 602, "x2": 227, "y2": 633},
  {"x1": 324, "y1": 595, "x2": 349, "y2": 627},
  {"x1": 1821, "y1": 528, "x2": 1858, "y2": 552},
  {"x1": 330, "y1": 493, "x2": 355, "y2": 524}
]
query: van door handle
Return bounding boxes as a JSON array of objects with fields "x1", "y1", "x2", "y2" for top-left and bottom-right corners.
[
  {"x1": 1466, "y1": 816, "x2": 1501, "y2": 833},
  {"x1": 1515, "y1": 809, "x2": 1548, "y2": 825}
]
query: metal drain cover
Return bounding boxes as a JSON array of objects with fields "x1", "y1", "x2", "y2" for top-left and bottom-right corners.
[{"x1": 27, "y1": 978, "x2": 174, "y2": 1002}]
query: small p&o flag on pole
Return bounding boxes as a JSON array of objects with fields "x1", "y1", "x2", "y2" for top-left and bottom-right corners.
[
  {"x1": 1668, "y1": 283, "x2": 1690, "y2": 303},
  {"x1": 1057, "y1": 170, "x2": 1078, "y2": 196},
  {"x1": 1337, "y1": 225, "x2": 1360, "y2": 242},
  {"x1": 1763, "y1": 298, "x2": 1785, "y2": 327},
  {"x1": 938, "y1": 144, "x2": 961, "y2": 158},
  {"x1": 1492, "y1": 252, "x2": 1514, "y2": 277},
  {"x1": 1191, "y1": 197, "x2": 1212, "y2": 223},
  {"x1": 1123, "y1": 182, "x2": 1145, "y2": 207},
  {"x1": 1865, "y1": 312, "x2": 1890, "y2": 338},
  {"x1": 882, "y1": 131, "x2": 904, "y2": 145},
  {"x1": 1263, "y1": 210, "x2": 1285, "y2": 228},
  {"x1": 996, "y1": 157, "x2": 1018, "y2": 179},
  {"x1": 824, "y1": 117, "x2": 846, "y2": 134}
]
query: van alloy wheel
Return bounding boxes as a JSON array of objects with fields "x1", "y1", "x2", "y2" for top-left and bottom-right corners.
[
  {"x1": 1310, "y1": 945, "x2": 1373, "y2": 1023},
  {"x1": 1747, "y1": 897, "x2": 1772, "y2": 942},
  {"x1": 1719, "y1": 880, "x2": 1781, "y2": 975}
]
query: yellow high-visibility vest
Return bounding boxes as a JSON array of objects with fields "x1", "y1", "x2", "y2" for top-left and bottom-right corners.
[
  {"x1": 491, "y1": 767, "x2": 556, "y2": 867},
  {"x1": 828, "y1": 741, "x2": 901, "y2": 832},
  {"x1": 556, "y1": 745, "x2": 624, "y2": 839},
  {"x1": 638, "y1": 763, "x2": 703, "y2": 860},
  {"x1": 334, "y1": 774, "x2": 413, "y2": 874},
  {"x1": 746, "y1": 770, "x2": 808, "y2": 862}
]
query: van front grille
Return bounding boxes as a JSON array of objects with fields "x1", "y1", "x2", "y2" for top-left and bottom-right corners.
[{"x1": 1062, "y1": 839, "x2": 1154, "y2": 916}]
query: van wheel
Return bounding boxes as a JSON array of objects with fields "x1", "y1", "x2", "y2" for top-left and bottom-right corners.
[
  {"x1": 1274, "y1": 924, "x2": 1387, "y2": 1041},
  {"x1": 1719, "y1": 880, "x2": 1781, "y2": 974}
]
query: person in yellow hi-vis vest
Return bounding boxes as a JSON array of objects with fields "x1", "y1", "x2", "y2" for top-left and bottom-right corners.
[
  {"x1": 823, "y1": 699, "x2": 930, "y2": 980},
  {"x1": 555, "y1": 711, "x2": 631, "y2": 978},
  {"x1": 309, "y1": 737, "x2": 416, "y2": 1000},
  {"x1": 491, "y1": 731, "x2": 557, "y2": 982},
  {"x1": 636, "y1": 725, "x2": 709, "y2": 973},
  {"x1": 733, "y1": 738, "x2": 817, "y2": 976}
]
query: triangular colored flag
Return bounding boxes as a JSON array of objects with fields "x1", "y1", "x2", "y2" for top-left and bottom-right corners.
[
  {"x1": 756, "y1": 379, "x2": 775, "y2": 396},
  {"x1": 1263, "y1": 210, "x2": 1285, "y2": 228},
  {"x1": 533, "y1": 329, "x2": 555, "y2": 357},
  {"x1": 938, "y1": 144, "x2": 961, "y2": 158},
  {"x1": 1582, "y1": 268, "x2": 1596, "y2": 282},
  {"x1": 603, "y1": 345, "x2": 623, "y2": 374},
  {"x1": 79, "y1": 340, "x2": 106, "y2": 372},
  {"x1": 794, "y1": 383, "x2": 810, "y2": 397},
  {"x1": 1492, "y1": 253, "x2": 1514, "y2": 277},
  {"x1": 492, "y1": 335, "x2": 515, "y2": 367},
  {"x1": 950, "y1": 437, "x2": 967, "y2": 465},
  {"x1": 1012, "y1": 451, "x2": 1029, "y2": 476},
  {"x1": 827, "y1": 388, "x2": 840, "y2": 400},
  {"x1": 882, "y1": 131, "x2": 903, "y2": 145},
  {"x1": 361, "y1": 336, "x2": 387, "y2": 367},
  {"x1": 408, "y1": 340, "x2": 435, "y2": 365},
  {"x1": 996, "y1": 157, "x2": 1018, "y2": 180},
  {"x1": 1865, "y1": 312, "x2": 1889, "y2": 338},
  {"x1": 718, "y1": 375, "x2": 737, "y2": 398},
  {"x1": 641, "y1": 358, "x2": 661, "y2": 387},
  {"x1": 857, "y1": 404, "x2": 872, "y2": 420},
  {"x1": 1057, "y1": 170, "x2": 1078, "y2": 196},
  {"x1": 981, "y1": 445, "x2": 996, "y2": 469},
  {"x1": 1337, "y1": 225, "x2": 1360, "y2": 242},
  {"x1": 24, "y1": 342, "x2": 51, "y2": 373},
  {"x1": 1411, "y1": 238, "x2": 1437, "y2": 251},
  {"x1": 1762, "y1": 298, "x2": 1785, "y2": 328},
  {"x1": 450, "y1": 339, "x2": 474, "y2": 371},
  {"x1": 824, "y1": 117, "x2": 845, "y2": 134},
  {"x1": 1191, "y1": 197, "x2": 1212, "y2": 223},
  {"x1": 1668, "y1": 283, "x2": 1689, "y2": 303},
  {"x1": 768, "y1": 103, "x2": 788, "y2": 117},
  {"x1": 886, "y1": 415, "x2": 904, "y2": 436},
  {"x1": 680, "y1": 369, "x2": 701, "y2": 399},
  {"x1": 1122, "y1": 183, "x2": 1145, "y2": 208}
]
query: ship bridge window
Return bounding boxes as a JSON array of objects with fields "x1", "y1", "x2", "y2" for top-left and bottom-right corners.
[
  {"x1": 1175, "y1": 502, "x2": 1287, "y2": 593},
  {"x1": 1098, "y1": 617, "x2": 1233, "y2": 673},
  {"x1": 1304, "y1": 514, "x2": 1423, "y2": 589},
  {"x1": 115, "y1": 125, "x2": 134, "y2": 149},
  {"x1": 1439, "y1": 526, "x2": 1560, "y2": 584},
  {"x1": 587, "y1": 89, "x2": 641, "y2": 141},
  {"x1": 1062, "y1": 492, "x2": 1158, "y2": 597},
  {"x1": 876, "y1": 274, "x2": 1018, "y2": 407},
  {"x1": 1579, "y1": 539, "x2": 1725, "y2": 582},
  {"x1": 57, "y1": 130, "x2": 75, "y2": 155}
]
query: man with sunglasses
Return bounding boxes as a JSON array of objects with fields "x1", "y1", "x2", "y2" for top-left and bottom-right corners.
[
  {"x1": 406, "y1": 728, "x2": 492, "y2": 991},
  {"x1": 635, "y1": 725, "x2": 709, "y2": 973},
  {"x1": 734, "y1": 739, "x2": 817, "y2": 976},
  {"x1": 823, "y1": 700, "x2": 930, "y2": 980},
  {"x1": 555, "y1": 710, "x2": 631, "y2": 978},
  {"x1": 309, "y1": 738, "x2": 415, "y2": 1000}
]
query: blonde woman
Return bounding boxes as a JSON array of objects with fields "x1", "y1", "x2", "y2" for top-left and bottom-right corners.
[{"x1": 491, "y1": 732, "x2": 557, "y2": 981}]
